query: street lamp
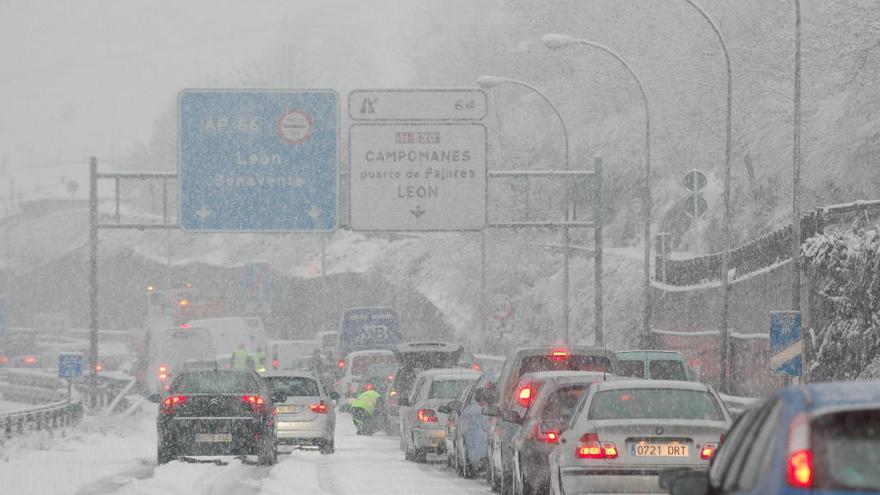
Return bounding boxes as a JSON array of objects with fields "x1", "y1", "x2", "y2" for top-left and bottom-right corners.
[
  {"x1": 543, "y1": 33, "x2": 652, "y2": 350},
  {"x1": 476, "y1": 75, "x2": 573, "y2": 345},
  {"x1": 678, "y1": 0, "x2": 734, "y2": 393}
]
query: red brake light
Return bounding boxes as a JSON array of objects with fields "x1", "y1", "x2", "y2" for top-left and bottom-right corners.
[
  {"x1": 161, "y1": 395, "x2": 188, "y2": 414},
  {"x1": 23, "y1": 355, "x2": 37, "y2": 365},
  {"x1": 787, "y1": 450, "x2": 813, "y2": 488},
  {"x1": 0, "y1": 356, "x2": 8, "y2": 364},
  {"x1": 272, "y1": 359, "x2": 280, "y2": 370},
  {"x1": 337, "y1": 359, "x2": 345, "y2": 369},
  {"x1": 417, "y1": 409, "x2": 438, "y2": 423},
  {"x1": 309, "y1": 401, "x2": 329, "y2": 414},
  {"x1": 700, "y1": 443, "x2": 718, "y2": 460},
  {"x1": 576, "y1": 433, "x2": 617, "y2": 459},
  {"x1": 242, "y1": 395, "x2": 267, "y2": 414},
  {"x1": 786, "y1": 412, "x2": 812, "y2": 488},
  {"x1": 387, "y1": 374, "x2": 395, "y2": 382},
  {"x1": 95, "y1": 363, "x2": 104, "y2": 372},
  {"x1": 533, "y1": 424, "x2": 559, "y2": 443},
  {"x1": 550, "y1": 349, "x2": 569, "y2": 360},
  {"x1": 471, "y1": 364, "x2": 481, "y2": 371},
  {"x1": 179, "y1": 323, "x2": 191, "y2": 329},
  {"x1": 516, "y1": 384, "x2": 535, "y2": 408}
]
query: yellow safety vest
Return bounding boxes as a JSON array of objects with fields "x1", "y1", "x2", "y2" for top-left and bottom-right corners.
[
  {"x1": 350, "y1": 389, "x2": 381, "y2": 415},
  {"x1": 232, "y1": 349, "x2": 249, "y2": 369},
  {"x1": 253, "y1": 351, "x2": 267, "y2": 372}
]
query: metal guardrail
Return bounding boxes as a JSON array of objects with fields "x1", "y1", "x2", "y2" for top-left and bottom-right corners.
[{"x1": 657, "y1": 199, "x2": 880, "y2": 286}]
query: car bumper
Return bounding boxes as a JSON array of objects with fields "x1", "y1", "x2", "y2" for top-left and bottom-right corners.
[
  {"x1": 276, "y1": 418, "x2": 332, "y2": 443},
  {"x1": 560, "y1": 466, "x2": 667, "y2": 494},
  {"x1": 160, "y1": 417, "x2": 267, "y2": 456},
  {"x1": 413, "y1": 426, "x2": 446, "y2": 451}
]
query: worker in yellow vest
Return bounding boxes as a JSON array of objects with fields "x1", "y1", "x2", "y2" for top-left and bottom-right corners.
[
  {"x1": 232, "y1": 344, "x2": 249, "y2": 369},
  {"x1": 253, "y1": 347, "x2": 267, "y2": 373}
]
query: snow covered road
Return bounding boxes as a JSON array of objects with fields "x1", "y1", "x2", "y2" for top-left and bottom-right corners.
[{"x1": 1, "y1": 406, "x2": 491, "y2": 495}]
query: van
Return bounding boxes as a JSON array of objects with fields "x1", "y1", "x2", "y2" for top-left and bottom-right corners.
[{"x1": 614, "y1": 349, "x2": 692, "y2": 381}]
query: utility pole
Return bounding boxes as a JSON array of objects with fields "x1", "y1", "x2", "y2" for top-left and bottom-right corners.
[{"x1": 792, "y1": 0, "x2": 803, "y2": 312}]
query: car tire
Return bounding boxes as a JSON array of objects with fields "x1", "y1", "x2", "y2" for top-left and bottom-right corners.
[
  {"x1": 157, "y1": 442, "x2": 175, "y2": 465},
  {"x1": 501, "y1": 463, "x2": 513, "y2": 495},
  {"x1": 319, "y1": 440, "x2": 335, "y2": 455},
  {"x1": 489, "y1": 456, "x2": 501, "y2": 492},
  {"x1": 258, "y1": 436, "x2": 277, "y2": 466}
]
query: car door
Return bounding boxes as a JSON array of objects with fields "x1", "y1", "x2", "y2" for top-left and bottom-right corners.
[{"x1": 708, "y1": 399, "x2": 776, "y2": 494}]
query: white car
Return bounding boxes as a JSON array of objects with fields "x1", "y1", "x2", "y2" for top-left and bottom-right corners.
[
  {"x1": 261, "y1": 370, "x2": 339, "y2": 454},
  {"x1": 549, "y1": 379, "x2": 731, "y2": 494},
  {"x1": 398, "y1": 368, "x2": 481, "y2": 463}
]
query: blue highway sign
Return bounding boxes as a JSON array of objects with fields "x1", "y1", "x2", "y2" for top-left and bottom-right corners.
[
  {"x1": 58, "y1": 353, "x2": 84, "y2": 379},
  {"x1": 179, "y1": 89, "x2": 339, "y2": 231},
  {"x1": 770, "y1": 310, "x2": 802, "y2": 377}
]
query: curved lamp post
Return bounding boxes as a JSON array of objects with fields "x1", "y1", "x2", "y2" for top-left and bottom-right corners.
[
  {"x1": 679, "y1": 0, "x2": 734, "y2": 392},
  {"x1": 542, "y1": 33, "x2": 651, "y2": 351},
  {"x1": 477, "y1": 75, "x2": 573, "y2": 344}
]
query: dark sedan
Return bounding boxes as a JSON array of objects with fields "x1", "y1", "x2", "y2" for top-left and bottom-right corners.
[{"x1": 150, "y1": 369, "x2": 277, "y2": 465}]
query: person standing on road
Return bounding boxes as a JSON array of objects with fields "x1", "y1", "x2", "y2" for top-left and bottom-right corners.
[
  {"x1": 232, "y1": 343, "x2": 249, "y2": 369},
  {"x1": 253, "y1": 347, "x2": 267, "y2": 373}
]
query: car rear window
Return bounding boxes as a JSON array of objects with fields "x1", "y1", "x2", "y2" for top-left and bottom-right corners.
[
  {"x1": 266, "y1": 376, "x2": 319, "y2": 397},
  {"x1": 519, "y1": 355, "x2": 613, "y2": 375},
  {"x1": 171, "y1": 371, "x2": 258, "y2": 394},
  {"x1": 350, "y1": 354, "x2": 396, "y2": 375},
  {"x1": 618, "y1": 360, "x2": 646, "y2": 378},
  {"x1": 540, "y1": 385, "x2": 589, "y2": 421},
  {"x1": 429, "y1": 379, "x2": 472, "y2": 400},
  {"x1": 812, "y1": 409, "x2": 880, "y2": 491},
  {"x1": 588, "y1": 388, "x2": 724, "y2": 421},
  {"x1": 649, "y1": 360, "x2": 688, "y2": 380}
]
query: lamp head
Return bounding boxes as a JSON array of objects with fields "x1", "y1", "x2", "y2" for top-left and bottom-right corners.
[
  {"x1": 476, "y1": 75, "x2": 508, "y2": 89},
  {"x1": 542, "y1": 33, "x2": 574, "y2": 50}
]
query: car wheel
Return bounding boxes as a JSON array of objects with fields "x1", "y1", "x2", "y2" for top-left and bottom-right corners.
[
  {"x1": 515, "y1": 453, "x2": 533, "y2": 495},
  {"x1": 319, "y1": 440, "x2": 335, "y2": 455},
  {"x1": 501, "y1": 463, "x2": 513, "y2": 495},
  {"x1": 257, "y1": 436, "x2": 277, "y2": 465},
  {"x1": 414, "y1": 447, "x2": 428, "y2": 463},
  {"x1": 157, "y1": 442, "x2": 175, "y2": 465}
]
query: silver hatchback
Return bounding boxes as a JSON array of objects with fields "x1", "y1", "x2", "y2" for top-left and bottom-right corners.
[{"x1": 262, "y1": 370, "x2": 339, "y2": 454}]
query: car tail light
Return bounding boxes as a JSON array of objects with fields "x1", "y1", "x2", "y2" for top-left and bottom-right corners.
[
  {"x1": 700, "y1": 443, "x2": 718, "y2": 460},
  {"x1": 471, "y1": 364, "x2": 481, "y2": 371},
  {"x1": 786, "y1": 412, "x2": 813, "y2": 488},
  {"x1": 417, "y1": 409, "x2": 438, "y2": 423},
  {"x1": 576, "y1": 433, "x2": 618, "y2": 459},
  {"x1": 161, "y1": 395, "x2": 188, "y2": 414},
  {"x1": 550, "y1": 349, "x2": 569, "y2": 360},
  {"x1": 179, "y1": 323, "x2": 191, "y2": 329},
  {"x1": 272, "y1": 359, "x2": 279, "y2": 370},
  {"x1": 532, "y1": 424, "x2": 559, "y2": 444},
  {"x1": 364, "y1": 382, "x2": 374, "y2": 391},
  {"x1": 337, "y1": 359, "x2": 345, "y2": 370},
  {"x1": 309, "y1": 401, "x2": 329, "y2": 414},
  {"x1": 387, "y1": 374, "x2": 395, "y2": 382},
  {"x1": 0, "y1": 355, "x2": 8, "y2": 364},
  {"x1": 516, "y1": 383, "x2": 535, "y2": 408},
  {"x1": 242, "y1": 395, "x2": 267, "y2": 414},
  {"x1": 23, "y1": 355, "x2": 37, "y2": 365}
]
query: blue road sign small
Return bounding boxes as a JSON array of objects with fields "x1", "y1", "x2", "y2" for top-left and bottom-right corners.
[
  {"x1": 0, "y1": 296, "x2": 7, "y2": 338},
  {"x1": 58, "y1": 353, "x2": 83, "y2": 379},
  {"x1": 770, "y1": 310, "x2": 802, "y2": 377},
  {"x1": 179, "y1": 89, "x2": 339, "y2": 232}
]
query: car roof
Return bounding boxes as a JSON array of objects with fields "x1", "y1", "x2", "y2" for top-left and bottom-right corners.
[
  {"x1": 416, "y1": 368, "x2": 482, "y2": 380},
  {"x1": 594, "y1": 378, "x2": 711, "y2": 392},
  {"x1": 801, "y1": 381, "x2": 880, "y2": 412},
  {"x1": 511, "y1": 346, "x2": 615, "y2": 358},
  {"x1": 260, "y1": 370, "x2": 318, "y2": 379},
  {"x1": 615, "y1": 350, "x2": 686, "y2": 359},
  {"x1": 347, "y1": 349, "x2": 395, "y2": 357}
]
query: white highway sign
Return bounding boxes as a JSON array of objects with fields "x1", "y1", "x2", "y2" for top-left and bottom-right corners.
[
  {"x1": 349, "y1": 124, "x2": 487, "y2": 231},
  {"x1": 349, "y1": 89, "x2": 487, "y2": 121}
]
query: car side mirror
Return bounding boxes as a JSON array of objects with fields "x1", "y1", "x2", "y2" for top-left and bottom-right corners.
[
  {"x1": 329, "y1": 391, "x2": 341, "y2": 401},
  {"x1": 501, "y1": 410, "x2": 522, "y2": 424},
  {"x1": 438, "y1": 405, "x2": 452, "y2": 414},
  {"x1": 482, "y1": 405, "x2": 500, "y2": 417},
  {"x1": 667, "y1": 470, "x2": 711, "y2": 495},
  {"x1": 147, "y1": 394, "x2": 162, "y2": 403},
  {"x1": 397, "y1": 397, "x2": 410, "y2": 407}
]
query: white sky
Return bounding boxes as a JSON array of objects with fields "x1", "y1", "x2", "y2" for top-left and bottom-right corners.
[{"x1": 0, "y1": 0, "x2": 416, "y2": 188}]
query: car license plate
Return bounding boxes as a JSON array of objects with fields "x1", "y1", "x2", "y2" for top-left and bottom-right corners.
[
  {"x1": 632, "y1": 443, "x2": 688, "y2": 457},
  {"x1": 196, "y1": 433, "x2": 232, "y2": 443},
  {"x1": 276, "y1": 405, "x2": 302, "y2": 414}
]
